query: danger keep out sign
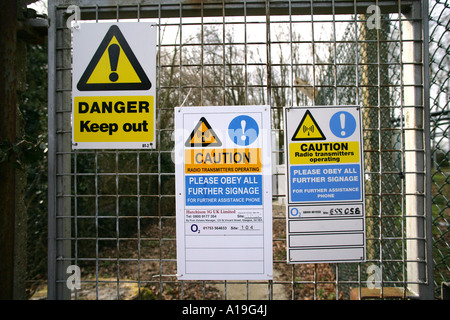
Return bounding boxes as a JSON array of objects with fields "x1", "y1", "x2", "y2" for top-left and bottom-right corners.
[
  {"x1": 284, "y1": 106, "x2": 366, "y2": 264},
  {"x1": 175, "y1": 106, "x2": 272, "y2": 280},
  {"x1": 72, "y1": 22, "x2": 156, "y2": 149}
]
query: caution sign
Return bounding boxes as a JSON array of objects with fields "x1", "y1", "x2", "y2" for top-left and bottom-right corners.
[
  {"x1": 175, "y1": 106, "x2": 272, "y2": 281},
  {"x1": 284, "y1": 106, "x2": 365, "y2": 264},
  {"x1": 185, "y1": 117, "x2": 222, "y2": 147},
  {"x1": 72, "y1": 22, "x2": 156, "y2": 149},
  {"x1": 291, "y1": 110, "x2": 326, "y2": 141}
]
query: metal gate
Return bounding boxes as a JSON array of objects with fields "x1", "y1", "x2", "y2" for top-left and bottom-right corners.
[{"x1": 47, "y1": 0, "x2": 434, "y2": 300}]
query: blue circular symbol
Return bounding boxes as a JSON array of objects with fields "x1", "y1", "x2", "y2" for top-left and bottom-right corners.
[
  {"x1": 329, "y1": 111, "x2": 356, "y2": 138},
  {"x1": 228, "y1": 115, "x2": 259, "y2": 146},
  {"x1": 191, "y1": 224, "x2": 199, "y2": 233},
  {"x1": 290, "y1": 208, "x2": 300, "y2": 217}
]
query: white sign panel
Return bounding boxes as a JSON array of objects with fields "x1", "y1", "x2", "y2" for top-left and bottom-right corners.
[
  {"x1": 72, "y1": 22, "x2": 156, "y2": 149},
  {"x1": 175, "y1": 106, "x2": 272, "y2": 280},
  {"x1": 284, "y1": 106, "x2": 366, "y2": 263}
]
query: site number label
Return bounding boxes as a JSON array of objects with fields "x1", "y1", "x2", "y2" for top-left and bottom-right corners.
[{"x1": 330, "y1": 207, "x2": 361, "y2": 215}]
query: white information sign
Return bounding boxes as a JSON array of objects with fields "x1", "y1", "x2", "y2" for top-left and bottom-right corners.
[
  {"x1": 72, "y1": 22, "x2": 156, "y2": 149},
  {"x1": 284, "y1": 106, "x2": 366, "y2": 263},
  {"x1": 175, "y1": 106, "x2": 272, "y2": 280}
]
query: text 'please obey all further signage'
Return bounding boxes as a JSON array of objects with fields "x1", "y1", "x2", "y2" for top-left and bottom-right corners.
[
  {"x1": 175, "y1": 106, "x2": 272, "y2": 280},
  {"x1": 284, "y1": 106, "x2": 366, "y2": 264},
  {"x1": 72, "y1": 22, "x2": 156, "y2": 149}
]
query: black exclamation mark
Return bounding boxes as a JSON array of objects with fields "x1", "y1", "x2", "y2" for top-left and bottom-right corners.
[{"x1": 108, "y1": 44, "x2": 120, "y2": 82}]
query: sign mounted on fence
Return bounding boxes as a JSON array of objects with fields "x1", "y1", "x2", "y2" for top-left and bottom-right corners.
[
  {"x1": 284, "y1": 106, "x2": 366, "y2": 264},
  {"x1": 71, "y1": 22, "x2": 156, "y2": 149},
  {"x1": 175, "y1": 106, "x2": 272, "y2": 280}
]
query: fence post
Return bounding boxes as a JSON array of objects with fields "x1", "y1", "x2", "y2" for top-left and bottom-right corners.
[
  {"x1": 47, "y1": 0, "x2": 72, "y2": 300},
  {"x1": 47, "y1": 0, "x2": 56, "y2": 300},
  {"x1": 403, "y1": 0, "x2": 433, "y2": 299}
]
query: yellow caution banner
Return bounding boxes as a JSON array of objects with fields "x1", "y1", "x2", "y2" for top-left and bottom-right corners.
[
  {"x1": 289, "y1": 141, "x2": 360, "y2": 164},
  {"x1": 185, "y1": 148, "x2": 262, "y2": 174}
]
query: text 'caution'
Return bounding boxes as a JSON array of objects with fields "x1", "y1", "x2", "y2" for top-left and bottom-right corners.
[
  {"x1": 289, "y1": 141, "x2": 360, "y2": 164},
  {"x1": 185, "y1": 148, "x2": 262, "y2": 174}
]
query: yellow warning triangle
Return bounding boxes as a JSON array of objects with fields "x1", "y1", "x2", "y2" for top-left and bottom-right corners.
[
  {"x1": 86, "y1": 36, "x2": 141, "y2": 84},
  {"x1": 77, "y1": 25, "x2": 151, "y2": 91},
  {"x1": 186, "y1": 117, "x2": 222, "y2": 147},
  {"x1": 292, "y1": 110, "x2": 326, "y2": 141}
]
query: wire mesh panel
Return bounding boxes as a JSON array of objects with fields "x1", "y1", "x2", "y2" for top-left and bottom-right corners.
[
  {"x1": 429, "y1": 0, "x2": 450, "y2": 299},
  {"x1": 47, "y1": 0, "x2": 433, "y2": 300}
]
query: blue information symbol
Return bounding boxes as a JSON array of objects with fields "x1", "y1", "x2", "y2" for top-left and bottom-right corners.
[
  {"x1": 228, "y1": 115, "x2": 259, "y2": 146},
  {"x1": 329, "y1": 111, "x2": 356, "y2": 138}
]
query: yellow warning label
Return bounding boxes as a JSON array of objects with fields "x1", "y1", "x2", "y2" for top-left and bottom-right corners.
[
  {"x1": 73, "y1": 96, "x2": 154, "y2": 142},
  {"x1": 77, "y1": 25, "x2": 151, "y2": 91},
  {"x1": 289, "y1": 141, "x2": 360, "y2": 164},
  {"x1": 185, "y1": 148, "x2": 262, "y2": 173},
  {"x1": 291, "y1": 110, "x2": 326, "y2": 141},
  {"x1": 186, "y1": 117, "x2": 222, "y2": 147}
]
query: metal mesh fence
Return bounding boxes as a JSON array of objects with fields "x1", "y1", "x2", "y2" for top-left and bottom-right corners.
[
  {"x1": 316, "y1": 12, "x2": 406, "y2": 294},
  {"x1": 47, "y1": 0, "x2": 434, "y2": 300},
  {"x1": 429, "y1": 0, "x2": 450, "y2": 299}
]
